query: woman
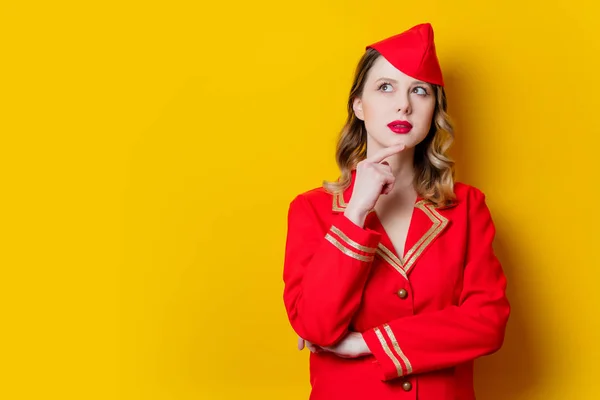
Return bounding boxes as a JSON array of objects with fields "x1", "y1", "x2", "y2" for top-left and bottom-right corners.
[{"x1": 282, "y1": 23, "x2": 510, "y2": 399}]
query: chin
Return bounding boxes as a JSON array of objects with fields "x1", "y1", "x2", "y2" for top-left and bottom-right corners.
[
  {"x1": 369, "y1": 132, "x2": 418, "y2": 149},
  {"x1": 387, "y1": 136, "x2": 414, "y2": 148},
  {"x1": 392, "y1": 132, "x2": 430, "y2": 148}
]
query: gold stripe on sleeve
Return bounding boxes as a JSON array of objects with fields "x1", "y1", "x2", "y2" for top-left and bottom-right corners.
[
  {"x1": 330, "y1": 225, "x2": 377, "y2": 254},
  {"x1": 325, "y1": 233, "x2": 374, "y2": 262},
  {"x1": 383, "y1": 324, "x2": 413, "y2": 375},
  {"x1": 374, "y1": 327, "x2": 404, "y2": 377}
]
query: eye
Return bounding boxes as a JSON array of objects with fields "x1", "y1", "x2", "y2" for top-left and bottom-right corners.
[
  {"x1": 412, "y1": 86, "x2": 429, "y2": 96},
  {"x1": 378, "y1": 82, "x2": 393, "y2": 92}
]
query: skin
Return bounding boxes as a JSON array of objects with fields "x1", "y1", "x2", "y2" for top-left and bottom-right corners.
[{"x1": 299, "y1": 55, "x2": 437, "y2": 358}]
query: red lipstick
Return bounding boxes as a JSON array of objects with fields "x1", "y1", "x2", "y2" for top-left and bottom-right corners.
[{"x1": 387, "y1": 120, "x2": 413, "y2": 134}]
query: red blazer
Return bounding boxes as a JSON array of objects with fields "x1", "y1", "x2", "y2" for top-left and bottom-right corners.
[{"x1": 282, "y1": 171, "x2": 510, "y2": 400}]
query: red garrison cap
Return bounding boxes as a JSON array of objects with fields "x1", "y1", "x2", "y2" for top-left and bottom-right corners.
[{"x1": 366, "y1": 23, "x2": 444, "y2": 87}]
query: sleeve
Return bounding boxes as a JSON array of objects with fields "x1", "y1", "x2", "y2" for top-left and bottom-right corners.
[
  {"x1": 362, "y1": 188, "x2": 510, "y2": 380},
  {"x1": 282, "y1": 194, "x2": 382, "y2": 347}
]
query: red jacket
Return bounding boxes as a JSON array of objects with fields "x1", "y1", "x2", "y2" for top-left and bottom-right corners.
[{"x1": 282, "y1": 171, "x2": 510, "y2": 399}]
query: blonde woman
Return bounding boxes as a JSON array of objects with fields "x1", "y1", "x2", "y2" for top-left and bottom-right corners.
[{"x1": 282, "y1": 23, "x2": 510, "y2": 399}]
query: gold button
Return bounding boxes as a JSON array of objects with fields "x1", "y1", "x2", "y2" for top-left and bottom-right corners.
[
  {"x1": 402, "y1": 381, "x2": 412, "y2": 391},
  {"x1": 397, "y1": 289, "x2": 408, "y2": 299}
]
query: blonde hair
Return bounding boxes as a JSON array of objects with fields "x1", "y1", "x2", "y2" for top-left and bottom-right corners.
[{"x1": 323, "y1": 48, "x2": 456, "y2": 208}]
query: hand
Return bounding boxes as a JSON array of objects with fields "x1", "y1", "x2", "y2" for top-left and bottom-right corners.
[
  {"x1": 297, "y1": 336, "x2": 322, "y2": 353},
  {"x1": 322, "y1": 332, "x2": 371, "y2": 358},
  {"x1": 344, "y1": 144, "x2": 406, "y2": 227},
  {"x1": 297, "y1": 333, "x2": 371, "y2": 358}
]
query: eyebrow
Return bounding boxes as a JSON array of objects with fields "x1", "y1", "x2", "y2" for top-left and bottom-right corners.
[{"x1": 375, "y1": 77, "x2": 431, "y2": 86}]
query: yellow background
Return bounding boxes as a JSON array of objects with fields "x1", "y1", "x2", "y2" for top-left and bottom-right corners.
[{"x1": 2, "y1": 0, "x2": 599, "y2": 398}]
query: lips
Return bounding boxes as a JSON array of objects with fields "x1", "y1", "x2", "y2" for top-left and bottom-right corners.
[{"x1": 387, "y1": 120, "x2": 413, "y2": 134}]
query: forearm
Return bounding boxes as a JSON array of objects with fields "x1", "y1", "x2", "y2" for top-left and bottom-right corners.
[{"x1": 283, "y1": 196, "x2": 382, "y2": 346}]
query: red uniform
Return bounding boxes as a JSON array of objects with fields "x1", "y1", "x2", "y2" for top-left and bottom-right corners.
[{"x1": 282, "y1": 171, "x2": 510, "y2": 399}]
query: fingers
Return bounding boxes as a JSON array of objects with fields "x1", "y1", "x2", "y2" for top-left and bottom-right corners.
[
  {"x1": 354, "y1": 160, "x2": 395, "y2": 195},
  {"x1": 365, "y1": 144, "x2": 406, "y2": 164},
  {"x1": 298, "y1": 337, "x2": 322, "y2": 353},
  {"x1": 371, "y1": 162, "x2": 393, "y2": 176},
  {"x1": 359, "y1": 159, "x2": 393, "y2": 178},
  {"x1": 306, "y1": 342, "x2": 320, "y2": 353},
  {"x1": 382, "y1": 182, "x2": 394, "y2": 195},
  {"x1": 371, "y1": 163, "x2": 395, "y2": 194}
]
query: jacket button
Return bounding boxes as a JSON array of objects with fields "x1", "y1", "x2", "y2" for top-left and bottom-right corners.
[
  {"x1": 397, "y1": 289, "x2": 408, "y2": 299},
  {"x1": 402, "y1": 381, "x2": 412, "y2": 391}
]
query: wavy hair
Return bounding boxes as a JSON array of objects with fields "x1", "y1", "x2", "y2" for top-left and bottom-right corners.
[{"x1": 323, "y1": 48, "x2": 456, "y2": 208}]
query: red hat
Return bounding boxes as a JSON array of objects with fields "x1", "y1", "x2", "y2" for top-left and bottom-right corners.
[{"x1": 366, "y1": 23, "x2": 444, "y2": 87}]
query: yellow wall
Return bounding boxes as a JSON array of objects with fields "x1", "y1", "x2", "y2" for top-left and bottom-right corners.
[{"x1": 3, "y1": 0, "x2": 600, "y2": 399}]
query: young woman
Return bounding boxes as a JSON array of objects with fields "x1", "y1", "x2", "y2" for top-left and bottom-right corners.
[{"x1": 282, "y1": 23, "x2": 510, "y2": 399}]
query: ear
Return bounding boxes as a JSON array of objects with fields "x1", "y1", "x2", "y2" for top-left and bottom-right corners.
[{"x1": 352, "y1": 97, "x2": 364, "y2": 121}]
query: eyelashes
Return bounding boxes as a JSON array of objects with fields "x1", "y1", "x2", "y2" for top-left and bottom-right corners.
[
  {"x1": 378, "y1": 82, "x2": 393, "y2": 92},
  {"x1": 377, "y1": 82, "x2": 430, "y2": 96}
]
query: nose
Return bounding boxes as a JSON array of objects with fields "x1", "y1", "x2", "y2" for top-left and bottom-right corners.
[{"x1": 396, "y1": 92, "x2": 411, "y2": 115}]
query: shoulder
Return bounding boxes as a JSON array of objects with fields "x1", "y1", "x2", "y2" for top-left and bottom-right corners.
[
  {"x1": 288, "y1": 185, "x2": 334, "y2": 215},
  {"x1": 453, "y1": 181, "x2": 487, "y2": 204},
  {"x1": 452, "y1": 182, "x2": 494, "y2": 222}
]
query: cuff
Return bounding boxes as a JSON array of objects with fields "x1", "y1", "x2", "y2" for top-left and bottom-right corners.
[
  {"x1": 363, "y1": 324, "x2": 412, "y2": 381},
  {"x1": 325, "y1": 214, "x2": 381, "y2": 262}
]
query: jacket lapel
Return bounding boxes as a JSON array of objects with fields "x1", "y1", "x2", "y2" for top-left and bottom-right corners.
[
  {"x1": 330, "y1": 170, "x2": 452, "y2": 279},
  {"x1": 402, "y1": 201, "x2": 449, "y2": 275}
]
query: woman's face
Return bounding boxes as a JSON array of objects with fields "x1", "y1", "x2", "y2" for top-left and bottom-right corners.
[{"x1": 353, "y1": 56, "x2": 436, "y2": 151}]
